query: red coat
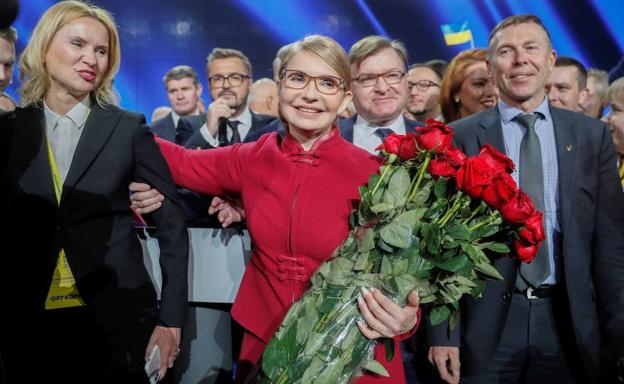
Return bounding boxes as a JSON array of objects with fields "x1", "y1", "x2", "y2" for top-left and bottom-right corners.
[{"x1": 157, "y1": 130, "x2": 418, "y2": 383}]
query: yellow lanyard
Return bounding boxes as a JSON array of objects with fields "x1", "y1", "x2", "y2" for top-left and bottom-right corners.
[
  {"x1": 44, "y1": 129, "x2": 85, "y2": 309},
  {"x1": 619, "y1": 161, "x2": 624, "y2": 189}
]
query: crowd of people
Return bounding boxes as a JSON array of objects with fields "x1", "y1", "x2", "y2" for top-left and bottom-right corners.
[{"x1": 1, "y1": 1, "x2": 624, "y2": 384}]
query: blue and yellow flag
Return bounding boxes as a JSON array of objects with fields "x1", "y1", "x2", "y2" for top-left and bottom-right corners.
[{"x1": 440, "y1": 22, "x2": 473, "y2": 46}]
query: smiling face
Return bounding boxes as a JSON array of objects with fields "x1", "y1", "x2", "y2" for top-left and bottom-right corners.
[
  {"x1": 456, "y1": 61, "x2": 497, "y2": 118},
  {"x1": 351, "y1": 47, "x2": 408, "y2": 126},
  {"x1": 44, "y1": 17, "x2": 110, "y2": 101},
  {"x1": 489, "y1": 21, "x2": 556, "y2": 111},
  {"x1": 406, "y1": 66, "x2": 441, "y2": 120},
  {"x1": 278, "y1": 50, "x2": 351, "y2": 141}
]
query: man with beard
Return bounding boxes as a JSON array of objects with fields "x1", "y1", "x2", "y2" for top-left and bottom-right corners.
[
  {"x1": 404, "y1": 63, "x2": 443, "y2": 122},
  {"x1": 185, "y1": 48, "x2": 275, "y2": 149}
]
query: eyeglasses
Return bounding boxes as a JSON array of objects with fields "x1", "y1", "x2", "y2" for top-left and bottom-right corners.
[
  {"x1": 208, "y1": 73, "x2": 250, "y2": 87},
  {"x1": 280, "y1": 69, "x2": 345, "y2": 95},
  {"x1": 408, "y1": 80, "x2": 440, "y2": 92},
  {"x1": 352, "y1": 70, "x2": 406, "y2": 87}
]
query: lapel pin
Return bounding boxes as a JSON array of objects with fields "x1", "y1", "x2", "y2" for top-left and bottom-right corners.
[{"x1": 566, "y1": 144, "x2": 573, "y2": 152}]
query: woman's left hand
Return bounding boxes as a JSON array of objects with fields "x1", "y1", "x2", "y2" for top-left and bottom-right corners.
[{"x1": 357, "y1": 287, "x2": 420, "y2": 339}]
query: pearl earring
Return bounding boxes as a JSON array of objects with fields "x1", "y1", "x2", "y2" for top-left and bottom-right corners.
[{"x1": 454, "y1": 97, "x2": 460, "y2": 103}]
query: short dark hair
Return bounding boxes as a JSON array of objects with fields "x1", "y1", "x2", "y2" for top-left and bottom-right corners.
[
  {"x1": 408, "y1": 62, "x2": 443, "y2": 82},
  {"x1": 162, "y1": 65, "x2": 201, "y2": 88},
  {"x1": 488, "y1": 14, "x2": 552, "y2": 60},
  {"x1": 555, "y1": 56, "x2": 587, "y2": 90},
  {"x1": 425, "y1": 59, "x2": 448, "y2": 78},
  {"x1": 0, "y1": 27, "x2": 17, "y2": 43}
]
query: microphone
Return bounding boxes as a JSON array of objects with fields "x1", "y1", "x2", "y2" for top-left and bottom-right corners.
[
  {"x1": 0, "y1": 0, "x2": 19, "y2": 29},
  {"x1": 217, "y1": 117, "x2": 229, "y2": 147}
]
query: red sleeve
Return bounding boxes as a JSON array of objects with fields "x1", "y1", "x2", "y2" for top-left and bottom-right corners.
[
  {"x1": 156, "y1": 137, "x2": 244, "y2": 196},
  {"x1": 396, "y1": 306, "x2": 421, "y2": 341}
]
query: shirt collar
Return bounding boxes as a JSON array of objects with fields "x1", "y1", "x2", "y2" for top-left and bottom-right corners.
[
  {"x1": 44, "y1": 95, "x2": 92, "y2": 129},
  {"x1": 498, "y1": 97, "x2": 552, "y2": 125},
  {"x1": 232, "y1": 106, "x2": 252, "y2": 128},
  {"x1": 355, "y1": 114, "x2": 406, "y2": 137}
]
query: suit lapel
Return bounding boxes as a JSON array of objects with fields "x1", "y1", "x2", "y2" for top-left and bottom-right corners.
[
  {"x1": 16, "y1": 106, "x2": 56, "y2": 202},
  {"x1": 338, "y1": 115, "x2": 356, "y2": 143},
  {"x1": 61, "y1": 104, "x2": 119, "y2": 204},
  {"x1": 550, "y1": 107, "x2": 577, "y2": 235},
  {"x1": 477, "y1": 108, "x2": 506, "y2": 155}
]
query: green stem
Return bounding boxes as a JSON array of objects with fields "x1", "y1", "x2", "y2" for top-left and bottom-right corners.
[
  {"x1": 462, "y1": 202, "x2": 484, "y2": 225},
  {"x1": 407, "y1": 153, "x2": 432, "y2": 201},
  {"x1": 437, "y1": 194, "x2": 462, "y2": 227},
  {"x1": 468, "y1": 212, "x2": 497, "y2": 232},
  {"x1": 371, "y1": 164, "x2": 392, "y2": 197}
]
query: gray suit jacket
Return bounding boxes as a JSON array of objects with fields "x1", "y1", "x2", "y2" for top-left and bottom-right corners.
[
  {"x1": 149, "y1": 112, "x2": 205, "y2": 144},
  {"x1": 426, "y1": 106, "x2": 624, "y2": 381}
]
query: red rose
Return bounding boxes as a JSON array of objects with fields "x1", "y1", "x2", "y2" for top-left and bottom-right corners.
[
  {"x1": 429, "y1": 158, "x2": 457, "y2": 178},
  {"x1": 455, "y1": 157, "x2": 497, "y2": 199},
  {"x1": 518, "y1": 212, "x2": 546, "y2": 244},
  {"x1": 397, "y1": 134, "x2": 418, "y2": 160},
  {"x1": 478, "y1": 144, "x2": 515, "y2": 174},
  {"x1": 499, "y1": 191, "x2": 535, "y2": 224},
  {"x1": 513, "y1": 239, "x2": 538, "y2": 263},
  {"x1": 444, "y1": 146, "x2": 467, "y2": 167},
  {"x1": 416, "y1": 120, "x2": 454, "y2": 154},
  {"x1": 481, "y1": 172, "x2": 518, "y2": 209},
  {"x1": 376, "y1": 133, "x2": 402, "y2": 155}
]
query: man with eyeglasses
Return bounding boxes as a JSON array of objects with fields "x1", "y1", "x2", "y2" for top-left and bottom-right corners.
[
  {"x1": 340, "y1": 36, "x2": 423, "y2": 154},
  {"x1": 404, "y1": 63, "x2": 443, "y2": 123},
  {"x1": 185, "y1": 48, "x2": 275, "y2": 149}
]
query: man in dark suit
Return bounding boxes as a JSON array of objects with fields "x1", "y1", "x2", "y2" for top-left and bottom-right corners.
[
  {"x1": 150, "y1": 65, "x2": 205, "y2": 144},
  {"x1": 427, "y1": 14, "x2": 624, "y2": 384},
  {"x1": 184, "y1": 48, "x2": 275, "y2": 149},
  {"x1": 341, "y1": 36, "x2": 423, "y2": 153}
]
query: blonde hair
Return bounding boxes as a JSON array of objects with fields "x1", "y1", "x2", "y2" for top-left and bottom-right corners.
[
  {"x1": 19, "y1": 1, "x2": 120, "y2": 107},
  {"x1": 606, "y1": 77, "x2": 624, "y2": 105},
  {"x1": 279, "y1": 34, "x2": 351, "y2": 90}
]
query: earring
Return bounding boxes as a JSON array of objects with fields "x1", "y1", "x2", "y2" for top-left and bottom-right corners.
[{"x1": 454, "y1": 97, "x2": 460, "y2": 103}]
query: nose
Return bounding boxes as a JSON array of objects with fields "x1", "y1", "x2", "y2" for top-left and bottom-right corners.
[
  {"x1": 0, "y1": 68, "x2": 7, "y2": 83},
  {"x1": 373, "y1": 75, "x2": 390, "y2": 93},
  {"x1": 82, "y1": 49, "x2": 97, "y2": 66},
  {"x1": 513, "y1": 50, "x2": 528, "y2": 66},
  {"x1": 302, "y1": 79, "x2": 319, "y2": 100},
  {"x1": 484, "y1": 80, "x2": 496, "y2": 96}
]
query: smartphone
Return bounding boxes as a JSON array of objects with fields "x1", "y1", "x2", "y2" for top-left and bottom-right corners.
[{"x1": 144, "y1": 345, "x2": 161, "y2": 384}]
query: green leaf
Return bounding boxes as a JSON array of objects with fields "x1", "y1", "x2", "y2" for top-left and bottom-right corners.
[
  {"x1": 354, "y1": 252, "x2": 370, "y2": 271},
  {"x1": 474, "y1": 261, "x2": 503, "y2": 280},
  {"x1": 448, "y1": 309, "x2": 460, "y2": 330},
  {"x1": 380, "y1": 256, "x2": 393, "y2": 276},
  {"x1": 481, "y1": 242, "x2": 510, "y2": 253},
  {"x1": 382, "y1": 338, "x2": 395, "y2": 362},
  {"x1": 357, "y1": 228, "x2": 376, "y2": 253},
  {"x1": 370, "y1": 202, "x2": 395, "y2": 213},
  {"x1": 376, "y1": 237, "x2": 395, "y2": 253},
  {"x1": 392, "y1": 258, "x2": 409, "y2": 275},
  {"x1": 380, "y1": 219, "x2": 413, "y2": 249},
  {"x1": 447, "y1": 223, "x2": 471, "y2": 241},
  {"x1": 426, "y1": 223, "x2": 442, "y2": 254},
  {"x1": 410, "y1": 181, "x2": 431, "y2": 205},
  {"x1": 364, "y1": 359, "x2": 390, "y2": 377},
  {"x1": 433, "y1": 177, "x2": 448, "y2": 199},
  {"x1": 433, "y1": 253, "x2": 471, "y2": 273},
  {"x1": 429, "y1": 305, "x2": 451, "y2": 326},
  {"x1": 384, "y1": 165, "x2": 411, "y2": 206}
]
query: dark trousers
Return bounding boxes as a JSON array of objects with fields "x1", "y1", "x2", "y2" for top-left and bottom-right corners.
[
  {"x1": 1, "y1": 305, "x2": 156, "y2": 384},
  {"x1": 462, "y1": 289, "x2": 584, "y2": 384}
]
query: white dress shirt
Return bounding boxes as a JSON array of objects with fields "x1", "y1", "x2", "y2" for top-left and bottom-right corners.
[
  {"x1": 353, "y1": 114, "x2": 407, "y2": 154},
  {"x1": 44, "y1": 96, "x2": 91, "y2": 183}
]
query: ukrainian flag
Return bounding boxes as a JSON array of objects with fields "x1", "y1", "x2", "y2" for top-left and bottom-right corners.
[{"x1": 440, "y1": 22, "x2": 473, "y2": 46}]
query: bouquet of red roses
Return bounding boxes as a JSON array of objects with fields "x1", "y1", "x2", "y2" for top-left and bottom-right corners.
[{"x1": 249, "y1": 120, "x2": 544, "y2": 383}]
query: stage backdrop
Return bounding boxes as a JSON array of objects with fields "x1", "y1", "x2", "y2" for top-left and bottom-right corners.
[{"x1": 6, "y1": 0, "x2": 623, "y2": 121}]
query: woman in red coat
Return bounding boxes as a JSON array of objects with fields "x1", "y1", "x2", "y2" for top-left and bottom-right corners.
[{"x1": 133, "y1": 35, "x2": 420, "y2": 383}]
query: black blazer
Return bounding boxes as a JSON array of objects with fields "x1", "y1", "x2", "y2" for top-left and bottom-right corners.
[
  {"x1": 0, "y1": 103, "x2": 189, "y2": 331},
  {"x1": 184, "y1": 110, "x2": 275, "y2": 149},
  {"x1": 338, "y1": 114, "x2": 423, "y2": 142},
  {"x1": 426, "y1": 106, "x2": 624, "y2": 381},
  {"x1": 149, "y1": 111, "x2": 205, "y2": 144}
]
